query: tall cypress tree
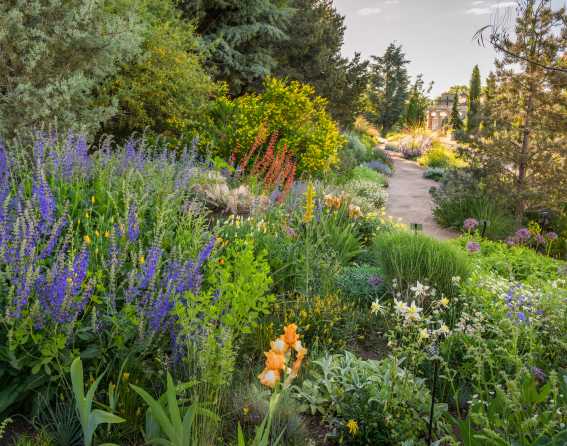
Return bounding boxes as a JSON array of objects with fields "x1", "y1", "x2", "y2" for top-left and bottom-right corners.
[
  {"x1": 450, "y1": 94, "x2": 464, "y2": 131},
  {"x1": 481, "y1": 71, "x2": 497, "y2": 135},
  {"x1": 466, "y1": 65, "x2": 482, "y2": 133},
  {"x1": 367, "y1": 43, "x2": 410, "y2": 135},
  {"x1": 404, "y1": 74, "x2": 432, "y2": 127}
]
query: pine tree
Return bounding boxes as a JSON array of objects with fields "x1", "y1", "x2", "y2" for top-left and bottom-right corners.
[
  {"x1": 274, "y1": 0, "x2": 369, "y2": 127},
  {"x1": 404, "y1": 75, "x2": 432, "y2": 127},
  {"x1": 468, "y1": 0, "x2": 567, "y2": 221},
  {"x1": 367, "y1": 43, "x2": 410, "y2": 135},
  {"x1": 466, "y1": 65, "x2": 482, "y2": 133},
  {"x1": 450, "y1": 94, "x2": 464, "y2": 131},
  {"x1": 178, "y1": 0, "x2": 292, "y2": 95},
  {"x1": 0, "y1": 0, "x2": 143, "y2": 139}
]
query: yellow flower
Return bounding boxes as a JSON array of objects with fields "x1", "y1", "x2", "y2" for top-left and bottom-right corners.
[
  {"x1": 258, "y1": 368, "x2": 280, "y2": 388},
  {"x1": 370, "y1": 300, "x2": 383, "y2": 315},
  {"x1": 439, "y1": 297, "x2": 450, "y2": 307},
  {"x1": 348, "y1": 204, "x2": 363, "y2": 219},
  {"x1": 346, "y1": 419, "x2": 359, "y2": 436},
  {"x1": 419, "y1": 328, "x2": 430, "y2": 340},
  {"x1": 139, "y1": 255, "x2": 145, "y2": 265},
  {"x1": 303, "y1": 182, "x2": 315, "y2": 223},
  {"x1": 66, "y1": 277, "x2": 73, "y2": 285},
  {"x1": 104, "y1": 231, "x2": 111, "y2": 238},
  {"x1": 242, "y1": 406, "x2": 250, "y2": 416},
  {"x1": 84, "y1": 235, "x2": 92, "y2": 245},
  {"x1": 122, "y1": 372, "x2": 130, "y2": 381},
  {"x1": 438, "y1": 323, "x2": 450, "y2": 336},
  {"x1": 91, "y1": 195, "x2": 95, "y2": 205},
  {"x1": 405, "y1": 301, "x2": 422, "y2": 322},
  {"x1": 95, "y1": 230, "x2": 100, "y2": 237}
]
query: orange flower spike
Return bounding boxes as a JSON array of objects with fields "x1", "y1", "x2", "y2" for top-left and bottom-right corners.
[
  {"x1": 258, "y1": 368, "x2": 281, "y2": 388},
  {"x1": 283, "y1": 323, "x2": 299, "y2": 347},
  {"x1": 264, "y1": 350, "x2": 286, "y2": 371}
]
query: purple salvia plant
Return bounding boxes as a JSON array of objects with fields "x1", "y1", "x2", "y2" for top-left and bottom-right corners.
[
  {"x1": 33, "y1": 171, "x2": 56, "y2": 231},
  {"x1": 127, "y1": 204, "x2": 140, "y2": 242}
]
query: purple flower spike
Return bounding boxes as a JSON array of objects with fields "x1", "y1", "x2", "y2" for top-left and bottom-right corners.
[
  {"x1": 531, "y1": 367, "x2": 546, "y2": 383},
  {"x1": 463, "y1": 218, "x2": 479, "y2": 231},
  {"x1": 466, "y1": 241, "x2": 481, "y2": 253},
  {"x1": 127, "y1": 205, "x2": 140, "y2": 242}
]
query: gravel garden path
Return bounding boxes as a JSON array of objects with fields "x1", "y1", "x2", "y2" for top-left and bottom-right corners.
[{"x1": 385, "y1": 151, "x2": 457, "y2": 240}]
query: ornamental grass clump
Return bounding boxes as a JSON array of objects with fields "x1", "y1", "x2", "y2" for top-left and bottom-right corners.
[{"x1": 372, "y1": 230, "x2": 471, "y2": 299}]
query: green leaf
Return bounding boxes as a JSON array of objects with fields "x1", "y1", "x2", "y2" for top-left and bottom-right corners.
[{"x1": 130, "y1": 384, "x2": 176, "y2": 442}]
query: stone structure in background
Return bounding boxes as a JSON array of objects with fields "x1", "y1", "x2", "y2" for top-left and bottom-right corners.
[{"x1": 427, "y1": 93, "x2": 467, "y2": 131}]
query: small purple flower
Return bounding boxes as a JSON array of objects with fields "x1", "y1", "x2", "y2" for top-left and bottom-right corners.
[
  {"x1": 286, "y1": 226, "x2": 297, "y2": 238},
  {"x1": 463, "y1": 218, "x2": 479, "y2": 231},
  {"x1": 368, "y1": 276, "x2": 384, "y2": 288},
  {"x1": 33, "y1": 172, "x2": 56, "y2": 230},
  {"x1": 535, "y1": 234, "x2": 545, "y2": 245},
  {"x1": 545, "y1": 231, "x2": 558, "y2": 241},
  {"x1": 517, "y1": 311, "x2": 527, "y2": 323},
  {"x1": 506, "y1": 235, "x2": 519, "y2": 247},
  {"x1": 466, "y1": 241, "x2": 481, "y2": 253},
  {"x1": 531, "y1": 367, "x2": 546, "y2": 384},
  {"x1": 515, "y1": 228, "x2": 531, "y2": 241}
]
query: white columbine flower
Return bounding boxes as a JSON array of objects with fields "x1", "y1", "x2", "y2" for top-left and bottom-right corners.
[
  {"x1": 438, "y1": 323, "x2": 450, "y2": 336},
  {"x1": 411, "y1": 281, "x2": 430, "y2": 298},
  {"x1": 418, "y1": 328, "x2": 430, "y2": 340},
  {"x1": 451, "y1": 276, "x2": 461, "y2": 285},
  {"x1": 394, "y1": 299, "x2": 408, "y2": 315}
]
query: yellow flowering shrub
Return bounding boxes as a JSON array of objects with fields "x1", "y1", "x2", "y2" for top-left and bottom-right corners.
[{"x1": 211, "y1": 77, "x2": 346, "y2": 175}]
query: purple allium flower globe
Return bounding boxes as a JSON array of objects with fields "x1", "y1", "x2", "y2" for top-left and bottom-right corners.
[
  {"x1": 466, "y1": 241, "x2": 481, "y2": 253},
  {"x1": 515, "y1": 227, "x2": 531, "y2": 241},
  {"x1": 535, "y1": 233, "x2": 545, "y2": 245},
  {"x1": 545, "y1": 231, "x2": 558, "y2": 241},
  {"x1": 463, "y1": 218, "x2": 479, "y2": 231}
]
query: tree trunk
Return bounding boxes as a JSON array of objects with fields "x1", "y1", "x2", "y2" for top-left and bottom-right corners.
[{"x1": 516, "y1": 80, "x2": 535, "y2": 224}]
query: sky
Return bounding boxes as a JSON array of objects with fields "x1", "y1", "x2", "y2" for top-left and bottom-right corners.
[{"x1": 334, "y1": 0, "x2": 566, "y2": 97}]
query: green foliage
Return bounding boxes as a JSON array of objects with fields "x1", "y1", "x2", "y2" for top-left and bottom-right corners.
[
  {"x1": 450, "y1": 93, "x2": 464, "y2": 131},
  {"x1": 70, "y1": 358, "x2": 125, "y2": 446},
  {"x1": 274, "y1": 1, "x2": 369, "y2": 127},
  {"x1": 336, "y1": 264, "x2": 385, "y2": 304},
  {"x1": 423, "y1": 167, "x2": 446, "y2": 181},
  {"x1": 342, "y1": 180, "x2": 387, "y2": 213},
  {"x1": 294, "y1": 352, "x2": 444, "y2": 445},
  {"x1": 102, "y1": 1, "x2": 217, "y2": 144},
  {"x1": 337, "y1": 132, "x2": 377, "y2": 175},
  {"x1": 212, "y1": 77, "x2": 345, "y2": 174},
  {"x1": 404, "y1": 74, "x2": 432, "y2": 127},
  {"x1": 349, "y1": 166, "x2": 387, "y2": 187},
  {"x1": 466, "y1": 65, "x2": 481, "y2": 133},
  {"x1": 130, "y1": 372, "x2": 219, "y2": 446},
  {"x1": 417, "y1": 142, "x2": 465, "y2": 169},
  {"x1": 431, "y1": 169, "x2": 516, "y2": 239},
  {"x1": 372, "y1": 230, "x2": 471, "y2": 299},
  {"x1": 177, "y1": 0, "x2": 292, "y2": 95},
  {"x1": 0, "y1": 0, "x2": 143, "y2": 138},
  {"x1": 367, "y1": 43, "x2": 410, "y2": 135}
]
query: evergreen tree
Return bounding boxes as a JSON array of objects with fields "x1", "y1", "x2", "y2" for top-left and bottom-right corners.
[
  {"x1": 468, "y1": 0, "x2": 567, "y2": 221},
  {"x1": 367, "y1": 43, "x2": 410, "y2": 135},
  {"x1": 450, "y1": 94, "x2": 464, "y2": 131},
  {"x1": 273, "y1": 0, "x2": 369, "y2": 127},
  {"x1": 404, "y1": 74, "x2": 432, "y2": 127},
  {"x1": 466, "y1": 65, "x2": 482, "y2": 133},
  {"x1": 0, "y1": 0, "x2": 143, "y2": 139},
  {"x1": 481, "y1": 71, "x2": 497, "y2": 135},
  {"x1": 178, "y1": 0, "x2": 292, "y2": 95}
]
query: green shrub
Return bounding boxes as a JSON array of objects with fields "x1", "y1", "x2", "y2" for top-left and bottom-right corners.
[
  {"x1": 336, "y1": 265, "x2": 385, "y2": 304},
  {"x1": 343, "y1": 180, "x2": 388, "y2": 212},
  {"x1": 337, "y1": 132, "x2": 375, "y2": 174},
  {"x1": 417, "y1": 142, "x2": 465, "y2": 169},
  {"x1": 350, "y1": 166, "x2": 387, "y2": 186},
  {"x1": 294, "y1": 352, "x2": 445, "y2": 445},
  {"x1": 211, "y1": 77, "x2": 345, "y2": 175},
  {"x1": 424, "y1": 167, "x2": 446, "y2": 181},
  {"x1": 372, "y1": 230, "x2": 471, "y2": 298}
]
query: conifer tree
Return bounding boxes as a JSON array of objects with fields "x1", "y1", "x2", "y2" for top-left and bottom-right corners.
[
  {"x1": 367, "y1": 43, "x2": 410, "y2": 135},
  {"x1": 0, "y1": 0, "x2": 143, "y2": 138},
  {"x1": 469, "y1": 0, "x2": 567, "y2": 221},
  {"x1": 178, "y1": 0, "x2": 292, "y2": 95},
  {"x1": 466, "y1": 65, "x2": 482, "y2": 133},
  {"x1": 404, "y1": 74, "x2": 432, "y2": 127},
  {"x1": 450, "y1": 94, "x2": 464, "y2": 131}
]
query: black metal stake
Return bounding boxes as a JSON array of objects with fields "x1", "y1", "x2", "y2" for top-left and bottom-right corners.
[{"x1": 428, "y1": 358, "x2": 439, "y2": 445}]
